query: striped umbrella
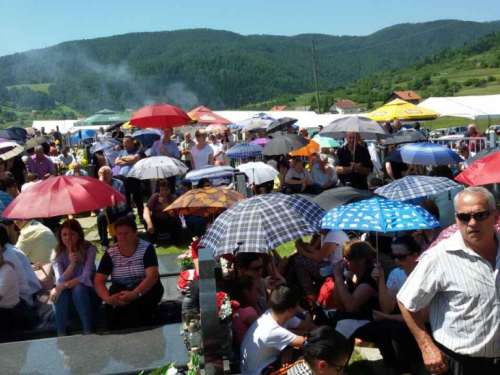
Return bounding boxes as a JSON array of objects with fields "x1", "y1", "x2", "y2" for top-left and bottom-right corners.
[
  {"x1": 389, "y1": 143, "x2": 463, "y2": 165},
  {"x1": 375, "y1": 176, "x2": 461, "y2": 201},
  {"x1": 226, "y1": 142, "x2": 263, "y2": 159},
  {"x1": 185, "y1": 165, "x2": 234, "y2": 182}
]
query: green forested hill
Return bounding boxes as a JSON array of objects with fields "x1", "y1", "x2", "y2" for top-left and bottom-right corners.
[{"x1": 1, "y1": 20, "x2": 500, "y2": 114}]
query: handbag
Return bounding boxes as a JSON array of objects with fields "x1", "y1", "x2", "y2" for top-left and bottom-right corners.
[{"x1": 34, "y1": 263, "x2": 54, "y2": 291}]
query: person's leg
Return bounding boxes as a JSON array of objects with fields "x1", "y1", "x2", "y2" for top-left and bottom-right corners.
[
  {"x1": 71, "y1": 285, "x2": 94, "y2": 334},
  {"x1": 124, "y1": 178, "x2": 134, "y2": 213},
  {"x1": 52, "y1": 289, "x2": 70, "y2": 335},
  {"x1": 137, "y1": 281, "x2": 164, "y2": 325},
  {"x1": 129, "y1": 178, "x2": 144, "y2": 218},
  {"x1": 96, "y1": 211, "x2": 109, "y2": 248},
  {"x1": 294, "y1": 254, "x2": 328, "y2": 300}
]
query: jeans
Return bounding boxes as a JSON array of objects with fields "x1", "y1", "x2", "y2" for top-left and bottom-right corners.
[{"x1": 52, "y1": 285, "x2": 101, "y2": 335}]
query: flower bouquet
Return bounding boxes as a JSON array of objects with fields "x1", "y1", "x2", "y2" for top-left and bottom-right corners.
[{"x1": 217, "y1": 292, "x2": 239, "y2": 323}]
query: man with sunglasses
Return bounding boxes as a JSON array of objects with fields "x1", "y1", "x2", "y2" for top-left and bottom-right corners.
[{"x1": 398, "y1": 187, "x2": 500, "y2": 374}]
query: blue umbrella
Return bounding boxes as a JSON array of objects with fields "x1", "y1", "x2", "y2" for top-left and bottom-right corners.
[
  {"x1": 322, "y1": 198, "x2": 441, "y2": 233},
  {"x1": 132, "y1": 129, "x2": 162, "y2": 147},
  {"x1": 90, "y1": 139, "x2": 121, "y2": 154},
  {"x1": 71, "y1": 129, "x2": 96, "y2": 143},
  {"x1": 374, "y1": 176, "x2": 461, "y2": 202},
  {"x1": 389, "y1": 143, "x2": 463, "y2": 165},
  {"x1": 185, "y1": 165, "x2": 234, "y2": 182},
  {"x1": 226, "y1": 142, "x2": 263, "y2": 159},
  {"x1": 6, "y1": 126, "x2": 28, "y2": 140}
]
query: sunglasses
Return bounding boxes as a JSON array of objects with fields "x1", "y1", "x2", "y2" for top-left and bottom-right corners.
[
  {"x1": 455, "y1": 210, "x2": 492, "y2": 223},
  {"x1": 390, "y1": 253, "x2": 411, "y2": 261}
]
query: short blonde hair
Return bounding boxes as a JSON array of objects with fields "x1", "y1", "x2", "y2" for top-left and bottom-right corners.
[{"x1": 195, "y1": 129, "x2": 207, "y2": 137}]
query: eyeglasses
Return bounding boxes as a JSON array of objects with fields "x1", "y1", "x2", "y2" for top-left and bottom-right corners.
[
  {"x1": 455, "y1": 210, "x2": 492, "y2": 223},
  {"x1": 390, "y1": 253, "x2": 411, "y2": 261},
  {"x1": 327, "y1": 360, "x2": 349, "y2": 373}
]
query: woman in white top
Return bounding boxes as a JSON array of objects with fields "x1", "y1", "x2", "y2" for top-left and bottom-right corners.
[
  {"x1": 190, "y1": 129, "x2": 214, "y2": 170},
  {"x1": 294, "y1": 229, "x2": 350, "y2": 304}
]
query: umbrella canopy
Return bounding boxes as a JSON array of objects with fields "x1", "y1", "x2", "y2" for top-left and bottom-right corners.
[
  {"x1": 236, "y1": 113, "x2": 275, "y2": 132},
  {"x1": 187, "y1": 106, "x2": 231, "y2": 125},
  {"x1": 130, "y1": 104, "x2": 191, "y2": 129},
  {"x1": 368, "y1": 99, "x2": 439, "y2": 122},
  {"x1": 131, "y1": 129, "x2": 161, "y2": 147},
  {"x1": 71, "y1": 129, "x2": 96, "y2": 143},
  {"x1": 467, "y1": 147, "x2": 500, "y2": 164},
  {"x1": 185, "y1": 165, "x2": 235, "y2": 182},
  {"x1": 243, "y1": 121, "x2": 270, "y2": 133},
  {"x1": 205, "y1": 123, "x2": 228, "y2": 134},
  {"x1": 6, "y1": 126, "x2": 28, "y2": 140},
  {"x1": 103, "y1": 149, "x2": 121, "y2": 167},
  {"x1": 250, "y1": 138, "x2": 270, "y2": 147},
  {"x1": 237, "y1": 162, "x2": 279, "y2": 184},
  {"x1": 265, "y1": 117, "x2": 298, "y2": 135},
  {"x1": 0, "y1": 141, "x2": 24, "y2": 160},
  {"x1": 262, "y1": 134, "x2": 310, "y2": 156},
  {"x1": 322, "y1": 198, "x2": 441, "y2": 233},
  {"x1": 24, "y1": 135, "x2": 51, "y2": 150},
  {"x1": 90, "y1": 139, "x2": 121, "y2": 154},
  {"x1": 455, "y1": 152, "x2": 500, "y2": 186},
  {"x1": 164, "y1": 187, "x2": 244, "y2": 217},
  {"x1": 0, "y1": 129, "x2": 24, "y2": 142},
  {"x1": 313, "y1": 136, "x2": 340, "y2": 148},
  {"x1": 127, "y1": 156, "x2": 189, "y2": 180},
  {"x1": 389, "y1": 143, "x2": 463, "y2": 165},
  {"x1": 74, "y1": 109, "x2": 130, "y2": 126},
  {"x1": 289, "y1": 140, "x2": 320, "y2": 157},
  {"x1": 200, "y1": 193, "x2": 325, "y2": 255},
  {"x1": 375, "y1": 176, "x2": 461, "y2": 201},
  {"x1": 321, "y1": 115, "x2": 390, "y2": 140},
  {"x1": 225, "y1": 142, "x2": 263, "y2": 159},
  {"x1": 309, "y1": 186, "x2": 376, "y2": 211},
  {"x1": 105, "y1": 122, "x2": 127, "y2": 133},
  {"x1": 383, "y1": 130, "x2": 427, "y2": 145},
  {"x1": 2, "y1": 176, "x2": 126, "y2": 219}
]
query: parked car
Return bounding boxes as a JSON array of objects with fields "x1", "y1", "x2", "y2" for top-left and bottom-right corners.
[
  {"x1": 429, "y1": 128, "x2": 447, "y2": 138},
  {"x1": 486, "y1": 125, "x2": 500, "y2": 135},
  {"x1": 445, "y1": 126, "x2": 468, "y2": 136}
]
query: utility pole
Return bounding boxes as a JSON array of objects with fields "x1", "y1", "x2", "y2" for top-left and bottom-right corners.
[{"x1": 311, "y1": 40, "x2": 321, "y2": 114}]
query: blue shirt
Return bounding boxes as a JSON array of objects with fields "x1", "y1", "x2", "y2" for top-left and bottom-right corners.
[
  {"x1": 118, "y1": 148, "x2": 140, "y2": 176},
  {"x1": 151, "y1": 138, "x2": 180, "y2": 159}
]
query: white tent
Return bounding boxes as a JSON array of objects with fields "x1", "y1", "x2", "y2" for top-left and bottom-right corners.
[
  {"x1": 419, "y1": 95, "x2": 500, "y2": 120},
  {"x1": 32, "y1": 120, "x2": 79, "y2": 133}
]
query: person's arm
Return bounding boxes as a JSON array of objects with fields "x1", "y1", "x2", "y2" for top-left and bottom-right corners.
[
  {"x1": 304, "y1": 170, "x2": 314, "y2": 186},
  {"x1": 285, "y1": 170, "x2": 303, "y2": 185},
  {"x1": 372, "y1": 310, "x2": 405, "y2": 322},
  {"x1": 72, "y1": 246, "x2": 98, "y2": 287},
  {"x1": 294, "y1": 318, "x2": 317, "y2": 332},
  {"x1": 352, "y1": 162, "x2": 371, "y2": 176},
  {"x1": 333, "y1": 262, "x2": 376, "y2": 312},
  {"x1": 207, "y1": 152, "x2": 214, "y2": 166},
  {"x1": 399, "y1": 301, "x2": 449, "y2": 374},
  {"x1": 143, "y1": 206, "x2": 154, "y2": 233},
  {"x1": 120, "y1": 154, "x2": 140, "y2": 163},
  {"x1": 119, "y1": 266, "x2": 159, "y2": 302},
  {"x1": 335, "y1": 165, "x2": 352, "y2": 175},
  {"x1": 372, "y1": 264, "x2": 398, "y2": 314},
  {"x1": 385, "y1": 162, "x2": 396, "y2": 180},
  {"x1": 114, "y1": 154, "x2": 125, "y2": 166},
  {"x1": 296, "y1": 240, "x2": 336, "y2": 262},
  {"x1": 94, "y1": 272, "x2": 129, "y2": 306}
]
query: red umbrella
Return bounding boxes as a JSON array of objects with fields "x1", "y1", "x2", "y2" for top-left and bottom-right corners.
[
  {"x1": 187, "y1": 106, "x2": 232, "y2": 125},
  {"x1": 455, "y1": 153, "x2": 500, "y2": 186},
  {"x1": 2, "y1": 176, "x2": 126, "y2": 219},
  {"x1": 129, "y1": 104, "x2": 191, "y2": 129},
  {"x1": 429, "y1": 217, "x2": 500, "y2": 249}
]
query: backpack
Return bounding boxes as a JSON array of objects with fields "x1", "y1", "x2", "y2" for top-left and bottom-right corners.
[{"x1": 316, "y1": 277, "x2": 344, "y2": 310}]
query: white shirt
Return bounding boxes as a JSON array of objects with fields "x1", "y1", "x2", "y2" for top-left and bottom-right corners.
[
  {"x1": 190, "y1": 144, "x2": 214, "y2": 170},
  {"x1": 321, "y1": 230, "x2": 349, "y2": 264},
  {"x1": 398, "y1": 231, "x2": 500, "y2": 357},
  {"x1": 210, "y1": 141, "x2": 224, "y2": 162},
  {"x1": 9, "y1": 244, "x2": 42, "y2": 295},
  {"x1": 240, "y1": 310, "x2": 300, "y2": 375},
  {"x1": 3, "y1": 245, "x2": 32, "y2": 305},
  {"x1": 0, "y1": 264, "x2": 20, "y2": 308}
]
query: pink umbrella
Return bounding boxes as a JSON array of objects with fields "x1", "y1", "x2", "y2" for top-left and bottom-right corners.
[
  {"x1": 205, "y1": 123, "x2": 227, "y2": 134},
  {"x1": 429, "y1": 217, "x2": 500, "y2": 248},
  {"x1": 251, "y1": 138, "x2": 270, "y2": 147}
]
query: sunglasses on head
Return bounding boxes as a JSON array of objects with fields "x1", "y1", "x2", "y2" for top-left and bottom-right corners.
[
  {"x1": 455, "y1": 210, "x2": 492, "y2": 223},
  {"x1": 390, "y1": 253, "x2": 411, "y2": 261}
]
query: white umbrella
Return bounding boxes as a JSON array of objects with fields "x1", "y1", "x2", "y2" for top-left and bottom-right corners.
[
  {"x1": 320, "y1": 115, "x2": 390, "y2": 140},
  {"x1": 0, "y1": 141, "x2": 24, "y2": 160},
  {"x1": 126, "y1": 156, "x2": 188, "y2": 180},
  {"x1": 237, "y1": 162, "x2": 279, "y2": 185},
  {"x1": 242, "y1": 120, "x2": 270, "y2": 133}
]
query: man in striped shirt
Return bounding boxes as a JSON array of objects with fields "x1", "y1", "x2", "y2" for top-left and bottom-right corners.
[{"x1": 398, "y1": 187, "x2": 500, "y2": 374}]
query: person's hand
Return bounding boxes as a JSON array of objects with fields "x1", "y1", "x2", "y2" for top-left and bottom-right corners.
[
  {"x1": 333, "y1": 260, "x2": 345, "y2": 280},
  {"x1": 147, "y1": 224, "x2": 155, "y2": 234},
  {"x1": 350, "y1": 162, "x2": 356, "y2": 173},
  {"x1": 264, "y1": 277, "x2": 284, "y2": 291},
  {"x1": 69, "y1": 251, "x2": 78, "y2": 266},
  {"x1": 32, "y1": 263, "x2": 42, "y2": 271},
  {"x1": 280, "y1": 346, "x2": 294, "y2": 367},
  {"x1": 372, "y1": 310, "x2": 387, "y2": 322},
  {"x1": 421, "y1": 342, "x2": 450, "y2": 374},
  {"x1": 371, "y1": 263, "x2": 384, "y2": 285},
  {"x1": 50, "y1": 285, "x2": 64, "y2": 303},
  {"x1": 106, "y1": 293, "x2": 130, "y2": 306},
  {"x1": 118, "y1": 290, "x2": 139, "y2": 303}
]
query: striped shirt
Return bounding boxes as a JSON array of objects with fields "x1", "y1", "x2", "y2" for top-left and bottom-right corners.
[
  {"x1": 397, "y1": 230, "x2": 500, "y2": 357},
  {"x1": 97, "y1": 239, "x2": 158, "y2": 288}
]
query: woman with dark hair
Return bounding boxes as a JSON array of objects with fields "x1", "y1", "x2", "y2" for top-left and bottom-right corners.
[
  {"x1": 235, "y1": 253, "x2": 269, "y2": 314},
  {"x1": 232, "y1": 275, "x2": 260, "y2": 346},
  {"x1": 143, "y1": 179, "x2": 181, "y2": 244},
  {"x1": 94, "y1": 216, "x2": 163, "y2": 329},
  {"x1": 196, "y1": 178, "x2": 211, "y2": 189},
  {"x1": 50, "y1": 219, "x2": 100, "y2": 336},
  {"x1": 284, "y1": 326, "x2": 351, "y2": 375}
]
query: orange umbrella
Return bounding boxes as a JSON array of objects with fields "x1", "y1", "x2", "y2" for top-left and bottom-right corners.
[
  {"x1": 187, "y1": 106, "x2": 232, "y2": 125},
  {"x1": 289, "y1": 140, "x2": 320, "y2": 157},
  {"x1": 164, "y1": 187, "x2": 245, "y2": 217}
]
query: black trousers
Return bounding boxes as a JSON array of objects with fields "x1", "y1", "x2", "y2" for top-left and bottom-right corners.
[
  {"x1": 106, "y1": 281, "x2": 164, "y2": 330},
  {"x1": 435, "y1": 341, "x2": 500, "y2": 375},
  {"x1": 124, "y1": 177, "x2": 144, "y2": 218}
]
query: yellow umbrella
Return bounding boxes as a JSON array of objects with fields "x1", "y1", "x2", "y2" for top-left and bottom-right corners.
[
  {"x1": 368, "y1": 99, "x2": 439, "y2": 122},
  {"x1": 122, "y1": 121, "x2": 132, "y2": 129}
]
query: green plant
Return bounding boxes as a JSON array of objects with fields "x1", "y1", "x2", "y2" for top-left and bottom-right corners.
[
  {"x1": 177, "y1": 255, "x2": 195, "y2": 270},
  {"x1": 187, "y1": 351, "x2": 200, "y2": 375},
  {"x1": 138, "y1": 362, "x2": 176, "y2": 375}
]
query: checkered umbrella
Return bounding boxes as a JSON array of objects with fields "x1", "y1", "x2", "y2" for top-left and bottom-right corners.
[
  {"x1": 374, "y1": 176, "x2": 461, "y2": 201},
  {"x1": 200, "y1": 193, "x2": 325, "y2": 255},
  {"x1": 225, "y1": 142, "x2": 263, "y2": 159}
]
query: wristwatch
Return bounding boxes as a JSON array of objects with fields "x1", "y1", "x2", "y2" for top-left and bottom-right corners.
[{"x1": 135, "y1": 289, "x2": 142, "y2": 298}]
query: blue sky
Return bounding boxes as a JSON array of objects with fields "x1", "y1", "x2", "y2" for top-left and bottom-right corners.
[{"x1": 0, "y1": 0, "x2": 498, "y2": 57}]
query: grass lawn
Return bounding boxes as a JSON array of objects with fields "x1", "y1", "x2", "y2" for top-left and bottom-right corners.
[{"x1": 7, "y1": 83, "x2": 52, "y2": 94}]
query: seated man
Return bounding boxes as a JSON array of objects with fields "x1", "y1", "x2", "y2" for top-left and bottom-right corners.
[
  {"x1": 284, "y1": 158, "x2": 321, "y2": 195},
  {"x1": 311, "y1": 153, "x2": 338, "y2": 191},
  {"x1": 14, "y1": 219, "x2": 57, "y2": 265},
  {"x1": 240, "y1": 285, "x2": 316, "y2": 375},
  {"x1": 65, "y1": 162, "x2": 88, "y2": 177}
]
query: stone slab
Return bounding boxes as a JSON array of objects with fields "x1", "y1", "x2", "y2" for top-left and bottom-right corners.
[{"x1": 0, "y1": 324, "x2": 187, "y2": 375}]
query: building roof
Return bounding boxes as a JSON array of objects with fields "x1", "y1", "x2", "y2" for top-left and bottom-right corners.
[
  {"x1": 270, "y1": 105, "x2": 287, "y2": 111},
  {"x1": 393, "y1": 90, "x2": 422, "y2": 100},
  {"x1": 334, "y1": 99, "x2": 359, "y2": 109}
]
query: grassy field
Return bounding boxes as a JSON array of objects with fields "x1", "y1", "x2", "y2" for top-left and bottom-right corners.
[{"x1": 7, "y1": 83, "x2": 52, "y2": 94}]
